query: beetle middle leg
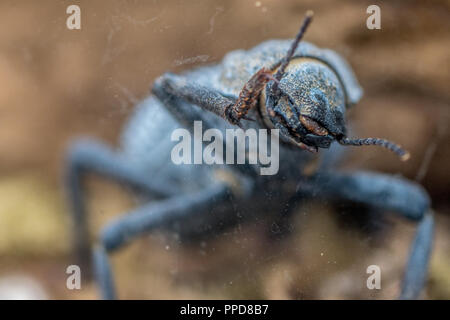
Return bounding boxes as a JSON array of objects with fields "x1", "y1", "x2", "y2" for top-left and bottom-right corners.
[
  {"x1": 93, "y1": 182, "x2": 230, "y2": 299},
  {"x1": 65, "y1": 139, "x2": 180, "y2": 274},
  {"x1": 153, "y1": 73, "x2": 236, "y2": 124},
  {"x1": 297, "y1": 171, "x2": 434, "y2": 299}
]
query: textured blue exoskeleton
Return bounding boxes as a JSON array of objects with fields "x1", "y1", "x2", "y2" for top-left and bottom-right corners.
[{"x1": 65, "y1": 13, "x2": 434, "y2": 300}]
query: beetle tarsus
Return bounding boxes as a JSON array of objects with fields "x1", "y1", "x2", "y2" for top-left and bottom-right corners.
[{"x1": 225, "y1": 67, "x2": 276, "y2": 126}]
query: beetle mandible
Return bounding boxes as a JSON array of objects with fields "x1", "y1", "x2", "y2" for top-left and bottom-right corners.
[{"x1": 65, "y1": 11, "x2": 434, "y2": 299}]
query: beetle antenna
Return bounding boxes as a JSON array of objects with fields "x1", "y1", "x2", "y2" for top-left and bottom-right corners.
[
  {"x1": 274, "y1": 10, "x2": 314, "y2": 83},
  {"x1": 338, "y1": 137, "x2": 410, "y2": 161}
]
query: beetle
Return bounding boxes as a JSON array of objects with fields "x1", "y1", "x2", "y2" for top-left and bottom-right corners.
[{"x1": 65, "y1": 12, "x2": 434, "y2": 299}]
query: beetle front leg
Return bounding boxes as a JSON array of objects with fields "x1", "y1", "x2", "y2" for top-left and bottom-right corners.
[
  {"x1": 152, "y1": 69, "x2": 277, "y2": 127},
  {"x1": 153, "y1": 73, "x2": 236, "y2": 124},
  {"x1": 225, "y1": 68, "x2": 277, "y2": 126},
  {"x1": 298, "y1": 171, "x2": 434, "y2": 299}
]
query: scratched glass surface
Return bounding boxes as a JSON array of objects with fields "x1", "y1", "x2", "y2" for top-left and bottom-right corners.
[{"x1": 0, "y1": 0, "x2": 448, "y2": 300}]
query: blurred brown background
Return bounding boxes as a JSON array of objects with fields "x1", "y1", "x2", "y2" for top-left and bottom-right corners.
[{"x1": 0, "y1": 0, "x2": 448, "y2": 299}]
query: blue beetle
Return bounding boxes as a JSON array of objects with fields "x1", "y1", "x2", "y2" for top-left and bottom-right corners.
[{"x1": 65, "y1": 12, "x2": 434, "y2": 299}]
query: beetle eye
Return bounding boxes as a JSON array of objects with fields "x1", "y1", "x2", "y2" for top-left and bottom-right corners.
[{"x1": 299, "y1": 115, "x2": 329, "y2": 136}]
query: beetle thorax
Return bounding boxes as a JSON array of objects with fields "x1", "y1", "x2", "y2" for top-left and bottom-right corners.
[
  {"x1": 260, "y1": 57, "x2": 346, "y2": 128},
  {"x1": 258, "y1": 57, "x2": 348, "y2": 149}
]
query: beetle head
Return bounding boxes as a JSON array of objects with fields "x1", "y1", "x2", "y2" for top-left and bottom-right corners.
[
  {"x1": 262, "y1": 58, "x2": 347, "y2": 152},
  {"x1": 260, "y1": 11, "x2": 409, "y2": 160}
]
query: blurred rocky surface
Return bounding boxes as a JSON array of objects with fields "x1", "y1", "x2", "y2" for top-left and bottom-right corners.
[
  {"x1": 0, "y1": 274, "x2": 48, "y2": 300},
  {"x1": 0, "y1": 174, "x2": 68, "y2": 255}
]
